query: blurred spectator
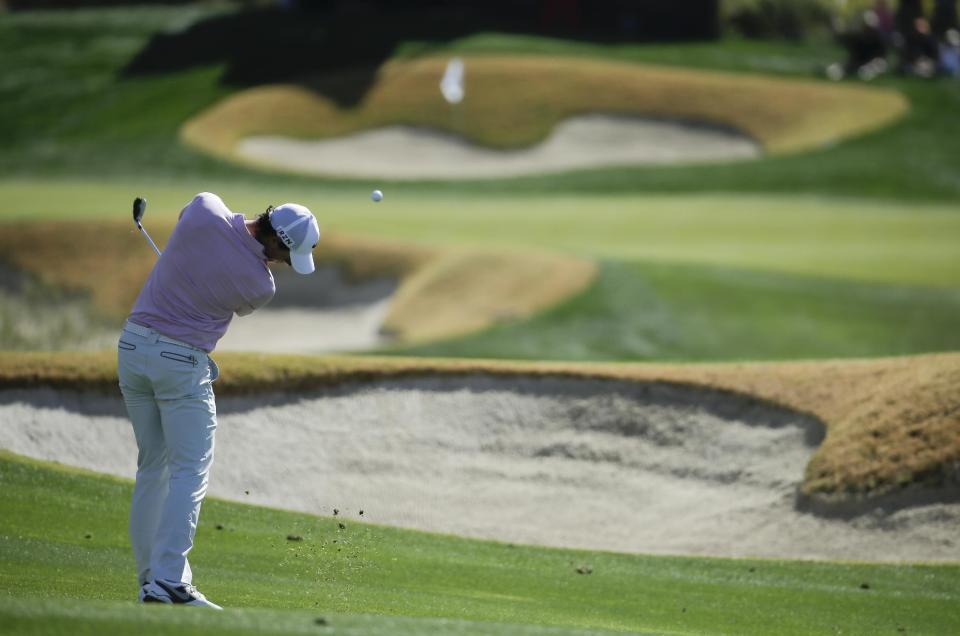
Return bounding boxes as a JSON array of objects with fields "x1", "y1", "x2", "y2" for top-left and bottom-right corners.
[
  {"x1": 900, "y1": 17, "x2": 940, "y2": 77},
  {"x1": 873, "y1": 0, "x2": 895, "y2": 41},
  {"x1": 895, "y1": 0, "x2": 924, "y2": 34},
  {"x1": 941, "y1": 28, "x2": 960, "y2": 76},
  {"x1": 931, "y1": 0, "x2": 959, "y2": 38},
  {"x1": 828, "y1": 9, "x2": 889, "y2": 80},
  {"x1": 617, "y1": 0, "x2": 638, "y2": 38},
  {"x1": 542, "y1": 0, "x2": 581, "y2": 34}
]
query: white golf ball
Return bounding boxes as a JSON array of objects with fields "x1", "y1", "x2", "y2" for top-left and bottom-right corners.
[{"x1": 370, "y1": 189, "x2": 383, "y2": 203}]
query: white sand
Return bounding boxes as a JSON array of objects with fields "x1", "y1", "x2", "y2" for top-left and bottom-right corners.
[
  {"x1": 2, "y1": 376, "x2": 957, "y2": 562},
  {"x1": 216, "y1": 265, "x2": 396, "y2": 353},
  {"x1": 216, "y1": 303, "x2": 392, "y2": 353},
  {"x1": 237, "y1": 114, "x2": 761, "y2": 180}
]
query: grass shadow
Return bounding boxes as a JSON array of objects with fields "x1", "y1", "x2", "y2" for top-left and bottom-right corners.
[{"x1": 122, "y1": 2, "x2": 720, "y2": 108}]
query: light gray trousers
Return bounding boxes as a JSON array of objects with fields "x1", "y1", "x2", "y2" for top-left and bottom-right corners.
[{"x1": 117, "y1": 321, "x2": 219, "y2": 586}]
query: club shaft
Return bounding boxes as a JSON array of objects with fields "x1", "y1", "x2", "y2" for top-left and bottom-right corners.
[{"x1": 137, "y1": 224, "x2": 162, "y2": 257}]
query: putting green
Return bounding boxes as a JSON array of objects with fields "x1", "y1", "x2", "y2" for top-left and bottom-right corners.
[{"x1": 3, "y1": 179, "x2": 957, "y2": 287}]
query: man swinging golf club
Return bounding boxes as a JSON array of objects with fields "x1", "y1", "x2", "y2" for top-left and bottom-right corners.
[{"x1": 118, "y1": 192, "x2": 319, "y2": 609}]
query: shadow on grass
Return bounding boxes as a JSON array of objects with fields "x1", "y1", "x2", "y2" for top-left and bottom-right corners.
[{"x1": 122, "y1": 2, "x2": 720, "y2": 108}]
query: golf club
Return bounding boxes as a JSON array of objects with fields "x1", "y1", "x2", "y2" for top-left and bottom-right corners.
[{"x1": 132, "y1": 197, "x2": 162, "y2": 257}]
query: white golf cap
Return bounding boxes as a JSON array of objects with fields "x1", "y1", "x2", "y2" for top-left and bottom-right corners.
[{"x1": 270, "y1": 203, "x2": 320, "y2": 275}]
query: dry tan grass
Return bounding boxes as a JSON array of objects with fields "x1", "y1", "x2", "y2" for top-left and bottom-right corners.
[
  {"x1": 0, "y1": 220, "x2": 157, "y2": 319},
  {"x1": 181, "y1": 54, "x2": 908, "y2": 164},
  {"x1": 0, "y1": 221, "x2": 595, "y2": 345},
  {"x1": 384, "y1": 248, "x2": 595, "y2": 342},
  {"x1": 1, "y1": 351, "x2": 956, "y2": 505},
  {"x1": 612, "y1": 354, "x2": 960, "y2": 500}
]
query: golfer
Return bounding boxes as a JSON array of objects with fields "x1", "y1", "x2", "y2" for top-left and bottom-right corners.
[{"x1": 117, "y1": 192, "x2": 319, "y2": 608}]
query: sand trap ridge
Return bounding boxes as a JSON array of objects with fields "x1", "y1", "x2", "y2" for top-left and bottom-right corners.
[
  {"x1": 1, "y1": 376, "x2": 957, "y2": 561},
  {"x1": 238, "y1": 114, "x2": 761, "y2": 180}
]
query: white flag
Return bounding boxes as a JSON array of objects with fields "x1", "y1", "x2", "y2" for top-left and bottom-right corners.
[{"x1": 440, "y1": 57, "x2": 465, "y2": 104}]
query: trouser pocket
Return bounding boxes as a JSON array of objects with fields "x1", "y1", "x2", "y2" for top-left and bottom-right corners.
[
  {"x1": 154, "y1": 347, "x2": 209, "y2": 399},
  {"x1": 160, "y1": 351, "x2": 199, "y2": 367}
]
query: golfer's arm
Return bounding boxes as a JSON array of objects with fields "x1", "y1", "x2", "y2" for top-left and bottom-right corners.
[{"x1": 235, "y1": 289, "x2": 273, "y2": 317}]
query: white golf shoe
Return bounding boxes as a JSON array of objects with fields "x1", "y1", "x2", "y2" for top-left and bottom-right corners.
[{"x1": 141, "y1": 579, "x2": 223, "y2": 610}]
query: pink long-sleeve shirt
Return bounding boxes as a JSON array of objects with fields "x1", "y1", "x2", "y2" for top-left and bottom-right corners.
[{"x1": 128, "y1": 192, "x2": 275, "y2": 352}]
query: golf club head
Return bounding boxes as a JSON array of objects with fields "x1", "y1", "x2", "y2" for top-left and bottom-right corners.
[{"x1": 132, "y1": 197, "x2": 146, "y2": 226}]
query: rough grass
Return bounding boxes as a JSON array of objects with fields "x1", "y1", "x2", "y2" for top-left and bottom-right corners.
[
  {"x1": 1, "y1": 351, "x2": 957, "y2": 505},
  {"x1": 3, "y1": 452, "x2": 958, "y2": 636},
  {"x1": 181, "y1": 54, "x2": 907, "y2": 171},
  {"x1": 0, "y1": 220, "x2": 595, "y2": 346}
]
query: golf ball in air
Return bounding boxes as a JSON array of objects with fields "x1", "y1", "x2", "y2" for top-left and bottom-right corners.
[{"x1": 371, "y1": 189, "x2": 383, "y2": 202}]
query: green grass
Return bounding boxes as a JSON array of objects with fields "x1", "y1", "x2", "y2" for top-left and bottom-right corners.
[
  {"x1": 0, "y1": 600, "x2": 655, "y2": 636},
  {"x1": 2, "y1": 451, "x2": 958, "y2": 636},
  {"x1": 388, "y1": 259, "x2": 960, "y2": 361},
  {"x1": 0, "y1": 6, "x2": 235, "y2": 181},
  {"x1": 2, "y1": 183, "x2": 957, "y2": 288}
]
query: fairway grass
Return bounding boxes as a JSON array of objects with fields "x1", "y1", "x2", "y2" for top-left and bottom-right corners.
[
  {"x1": 1, "y1": 180, "x2": 957, "y2": 288},
  {"x1": 1, "y1": 452, "x2": 958, "y2": 636},
  {"x1": 0, "y1": 599, "x2": 658, "y2": 636}
]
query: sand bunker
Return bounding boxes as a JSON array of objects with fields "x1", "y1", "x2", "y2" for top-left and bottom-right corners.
[
  {"x1": 237, "y1": 114, "x2": 761, "y2": 180},
  {"x1": 2, "y1": 376, "x2": 957, "y2": 562},
  {"x1": 217, "y1": 265, "x2": 396, "y2": 353}
]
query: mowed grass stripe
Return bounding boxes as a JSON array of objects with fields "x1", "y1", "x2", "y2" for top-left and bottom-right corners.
[
  {"x1": 0, "y1": 599, "x2": 657, "y2": 636},
  {"x1": 2, "y1": 180, "x2": 957, "y2": 287},
  {"x1": 1, "y1": 452, "x2": 958, "y2": 636}
]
